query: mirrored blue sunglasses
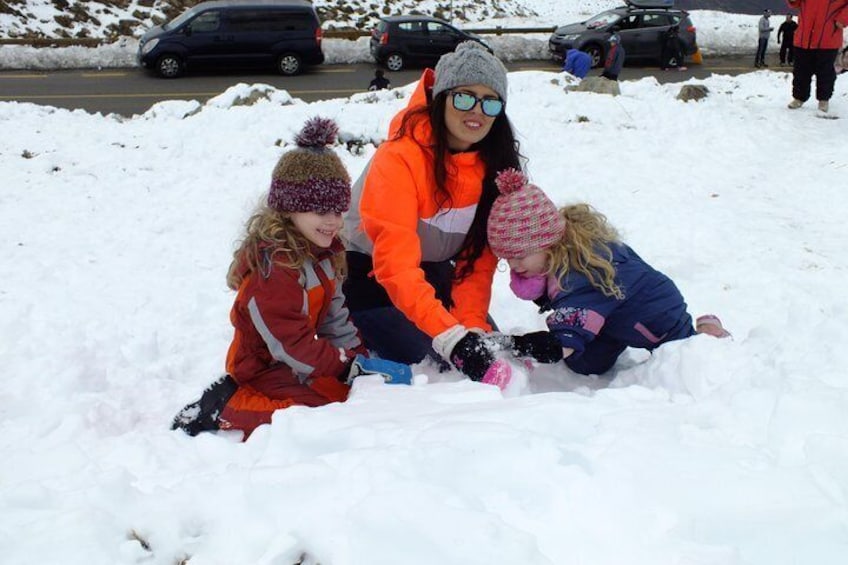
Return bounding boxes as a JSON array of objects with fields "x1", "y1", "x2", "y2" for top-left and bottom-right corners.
[{"x1": 449, "y1": 91, "x2": 504, "y2": 117}]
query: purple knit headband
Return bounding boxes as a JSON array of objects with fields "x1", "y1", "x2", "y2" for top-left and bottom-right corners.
[{"x1": 268, "y1": 177, "x2": 351, "y2": 214}]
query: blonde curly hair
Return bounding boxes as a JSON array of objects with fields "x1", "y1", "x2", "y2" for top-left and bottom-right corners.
[
  {"x1": 545, "y1": 204, "x2": 623, "y2": 300},
  {"x1": 226, "y1": 204, "x2": 345, "y2": 291}
]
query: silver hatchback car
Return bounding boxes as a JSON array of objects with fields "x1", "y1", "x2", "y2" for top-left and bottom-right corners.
[{"x1": 549, "y1": 3, "x2": 698, "y2": 67}]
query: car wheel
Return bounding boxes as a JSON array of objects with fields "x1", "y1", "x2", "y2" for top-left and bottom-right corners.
[
  {"x1": 385, "y1": 53, "x2": 404, "y2": 72},
  {"x1": 583, "y1": 44, "x2": 603, "y2": 68},
  {"x1": 156, "y1": 54, "x2": 183, "y2": 78},
  {"x1": 277, "y1": 53, "x2": 302, "y2": 76}
]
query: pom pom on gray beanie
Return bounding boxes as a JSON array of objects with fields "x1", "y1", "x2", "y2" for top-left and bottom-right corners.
[{"x1": 433, "y1": 41, "x2": 508, "y2": 103}]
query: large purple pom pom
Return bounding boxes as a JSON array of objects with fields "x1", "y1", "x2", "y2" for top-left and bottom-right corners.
[{"x1": 295, "y1": 116, "x2": 339, "y2": 148}]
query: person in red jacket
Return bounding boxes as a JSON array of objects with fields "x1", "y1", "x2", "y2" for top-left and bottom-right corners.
[
  {"x1": 786, "y1": 0, "x2": 848, "y2": 113},
  {"x1": 343, "y1": 41, "x2": 525, "y2": 384},
  {"x1": 172, "y1": 117, "x2": 411, "y2": 440}
]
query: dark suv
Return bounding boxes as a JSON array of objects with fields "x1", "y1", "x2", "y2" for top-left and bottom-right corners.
[
  {"x1": 138, "y1": 0, "x2": 324, "y2": 78},
  {"x1": 549, "y1": 3, "x2": 697, "y2": 67},
  {"x1": 370, "y1": 15, "x2": 491, "y2": 71}
]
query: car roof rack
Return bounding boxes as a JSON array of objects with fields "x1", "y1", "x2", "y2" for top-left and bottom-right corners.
[{"x1": 624, "y1": 0, "x2": 675, "y2": 8}]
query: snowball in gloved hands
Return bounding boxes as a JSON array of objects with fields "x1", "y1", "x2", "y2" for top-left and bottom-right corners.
[{"x1": 450, "y1": 332, "x2": 498, "y2": 382}]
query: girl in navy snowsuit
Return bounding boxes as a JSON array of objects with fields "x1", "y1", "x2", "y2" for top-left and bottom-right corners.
[{"x1": 486, "y1": 169, "x2": 729, "y2": 376}]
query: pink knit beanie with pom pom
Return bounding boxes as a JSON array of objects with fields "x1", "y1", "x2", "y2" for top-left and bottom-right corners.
[
  {"x1": 487, "y1": 168, "x2": 566, "y2": 259},
  {"x1": 267, "y1": 116, "x2": 351, "y2": 214}
]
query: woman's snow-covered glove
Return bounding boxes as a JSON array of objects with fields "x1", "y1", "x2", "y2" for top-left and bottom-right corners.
[
  {"x1": 347, "y1": 354, "x2": 413, "y2": 385},
  {"x1": 449, "y1": 332, "x2": 497, "y2": 382},
  {"x1": 511, "y1": 331, "x2": 564, "y2": 364}
]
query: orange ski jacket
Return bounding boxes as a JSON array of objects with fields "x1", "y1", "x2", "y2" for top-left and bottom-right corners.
[
  {"x1": 225, "y1": 240, "x2": 363, "y2": 388},
  {"x1": 346, "y1": 68, "x2": 498, "y2": 338}
]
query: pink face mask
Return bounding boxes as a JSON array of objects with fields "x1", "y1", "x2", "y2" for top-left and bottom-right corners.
[{"x1": 509, "y1": 270, "x2": 547, "y2": 301}]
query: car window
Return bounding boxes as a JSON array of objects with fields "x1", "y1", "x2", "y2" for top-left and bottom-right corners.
[
  {"x1": 640, "y1": 14, "x2": 672, "y2": 28},
  {"x1": 585, "y1": 11, "x2": 620, "y2": 29},
  {"x1": 397, "y1": 21, "x2": 424, "y2": 34},
  {"x1": 228, "y1": 11, "x2": 313, "y2": 32},
  {"x1": 618, "y1": 15, "x2": 639, "y2": 30},
  {"x1": 166, "y1": 6, "x2": 202, "y2": 31},
  {"x1": 426, "y1": 22, "x2": 454, "y2": 35},
  {"x1": 188, "y1": 11, "x2": 221, "y2": 33}
]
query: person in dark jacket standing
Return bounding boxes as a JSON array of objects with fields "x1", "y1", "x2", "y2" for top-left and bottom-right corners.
[
  {"x1": 755, "y1": 10, "x2": 775, "y2": 67},
  {"x1": 786, "y1": 0, "x2": 848, "y2": 113},
  {"x1": 601, "y1": 27, "x2": 625, "y2": 81},
  {"x1": 777, "y1": 14, "x2": 799, "y2": 65},
  {"x1": 660, "y1": 25, "x2": 687, "y2": 71}
]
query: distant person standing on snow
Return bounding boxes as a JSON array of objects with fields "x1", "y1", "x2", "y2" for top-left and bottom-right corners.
[
  {"x1": 564, "y1": 48, "x2": 592, "y2": 78},
  {"x1": 786, "y1": 0, "x2": 848, "y2": 113},
  {"x1": 660, "y1": 25, "x2": 687, "y2": 71},
  {"x1": 777, "y1": 14, "x2": 799, "y2": 65},
  {"x1": 755, "y1": 10, "x2": 775, "y2": 67},
  {"x1": 601, "y1": 27, "x2": 625, "y2": 81}
]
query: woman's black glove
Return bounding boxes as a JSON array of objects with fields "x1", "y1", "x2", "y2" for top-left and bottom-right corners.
[
  {"x1": 510, "y1": 331, "x2": 564, "y2": 364},
  {"x1": 450, "y1": 332, "x2": 497, "y2": 382}
]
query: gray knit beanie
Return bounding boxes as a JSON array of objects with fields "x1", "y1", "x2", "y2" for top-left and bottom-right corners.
[{"x1": 433, "y1": 41, "x2": 508, "y2": 102}]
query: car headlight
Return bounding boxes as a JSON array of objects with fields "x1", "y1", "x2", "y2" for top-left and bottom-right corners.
[
  {"x1": 140, "y1": 38, "x2": 159, "y2": 55},
  {"x1": 562, "y1": 34, "x2": 580, "y2": 41}
]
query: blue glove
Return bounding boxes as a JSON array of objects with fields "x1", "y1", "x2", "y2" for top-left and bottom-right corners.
[{"x1": 347, "y1": 354, "x2": 413, "y2": 385}]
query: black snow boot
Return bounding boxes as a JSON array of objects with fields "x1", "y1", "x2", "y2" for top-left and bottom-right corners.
[{"x1": 171, "y1": 375, "x2": 238, "y2": 436}]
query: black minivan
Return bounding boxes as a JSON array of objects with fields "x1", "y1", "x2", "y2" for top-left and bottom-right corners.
[{"x1": 138, "y1": 0, "x2": 324, "y2": 78}]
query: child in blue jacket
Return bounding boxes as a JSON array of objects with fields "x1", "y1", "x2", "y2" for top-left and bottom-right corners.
[
  {"x1": 487, "y1": 169, "x2": 729, "y2": 376},
  {"x1": 564, "y1": 48, "x2": 592, "y2": 78}
]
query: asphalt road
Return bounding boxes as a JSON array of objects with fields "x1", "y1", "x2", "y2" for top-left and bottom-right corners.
[{"x1": 0, "y1": 55, "x2": 779, "y2": 117}]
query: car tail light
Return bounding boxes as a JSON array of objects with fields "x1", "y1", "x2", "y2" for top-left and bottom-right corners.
[
  {"x1": 315, "y1": 26, "x2": 323, "y2": 46},
  {"x1": 686, "y1": 25, "x2": 696, "y2": 33},
  {"x1": 380, "y1": 32, "x2": 388, "y2": 45}
]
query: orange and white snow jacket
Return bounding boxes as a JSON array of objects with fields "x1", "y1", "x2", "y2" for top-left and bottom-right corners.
[
  {"x1": 345, "y1": 69, "x2": 498, "y2": 338},
  {"x1": 225, "y1": 240, "x2": 363, "y2": 386}
]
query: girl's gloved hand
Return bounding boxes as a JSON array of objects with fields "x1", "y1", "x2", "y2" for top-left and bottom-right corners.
[
  {"x1": 510, "y1": 331, "x2": 564, "y2": 364},
  {"x1": 347, "y1": 354, "x2": 413, "y2": 385}
]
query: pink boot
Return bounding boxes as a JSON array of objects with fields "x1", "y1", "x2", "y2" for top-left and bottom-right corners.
[
  {"x1": 696, "y1": 314, "x2": 731, "y2": 338},
  {"x1": 481, "y1": 360, "x2": 512, "y2": 390}
]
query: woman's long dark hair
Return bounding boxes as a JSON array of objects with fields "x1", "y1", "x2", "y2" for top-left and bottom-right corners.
[{"x1": 394, "y1": 89, "x2": 523, "y2": 281}]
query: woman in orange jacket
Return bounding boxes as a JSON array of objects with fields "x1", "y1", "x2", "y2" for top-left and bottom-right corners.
[{"x1": 343, "y1": 41, "x2": 526, "y2": 384}]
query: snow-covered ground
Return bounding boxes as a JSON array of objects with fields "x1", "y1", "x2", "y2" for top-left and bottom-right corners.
[
  {"x1": 3, "y1": 48, "x2": 848, "y2": 563},
  {"x1": 0, "y1": 2, "x2": 789, "y2": 69}
]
